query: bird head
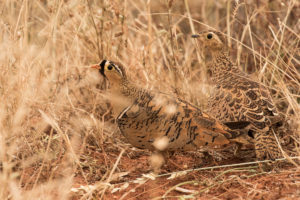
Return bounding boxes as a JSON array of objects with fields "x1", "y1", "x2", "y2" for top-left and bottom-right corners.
[
  {"x1": 91, "y1": 60, "x2": 127, "y2": 84},
  {"x1": 192, "y1": 30, "x2": 228, "y2": 53}
]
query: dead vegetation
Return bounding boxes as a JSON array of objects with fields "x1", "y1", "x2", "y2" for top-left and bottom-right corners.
[{"x1": 0, "y1": 0, "x2": 299, "y2": 199}]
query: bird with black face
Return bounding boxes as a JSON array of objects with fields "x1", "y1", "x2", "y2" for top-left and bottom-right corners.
[
  {"x1": 91, "y1": 59, "x2": 253, "y2": 172},
  {"x1": 192, "y1": 30, "x2": 285, "y2": 169}
]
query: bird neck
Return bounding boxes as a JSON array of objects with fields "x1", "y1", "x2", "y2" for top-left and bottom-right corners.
[
  {"x1": 208, "y1": 51, "x2": 237, "y2": 74},
  {"x1": 106, "y1": 78, "x2": 134, "y2": 117},
  {"x1": 120, "y1": 80, "x2": 153, "y2": 106},
  {"x1": 203, "y1": 50, "x2": 242, "y2": 85},
  {"x1": 119, "y1": 80, "x2": 139, "y2": 99},
  {"x1": 109, "y1": 78, "x2": 151, "y2": 111},
  {"x1": 109, "y1": 79, "x2": 132, "y2": 98}
]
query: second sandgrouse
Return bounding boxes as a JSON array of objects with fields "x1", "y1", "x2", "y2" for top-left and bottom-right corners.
[{"x1": 192, "y1": 30, "x2": 284, "y2": 164}]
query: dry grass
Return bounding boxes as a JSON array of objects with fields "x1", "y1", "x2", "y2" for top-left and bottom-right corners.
[{"x1": 0, "y1": 0, "x2": 299, "y2": 199}]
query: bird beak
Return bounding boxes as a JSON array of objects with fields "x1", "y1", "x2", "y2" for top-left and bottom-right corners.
[
  {"x1": 91, "y1": 64, "x2": 100, "y2": 69},
  {"x1": 191, "y1": 34, "x2": 200, "y2": 38},
  {"x1": 91, "y1": 63, "x2": 107, "y2": 79}
]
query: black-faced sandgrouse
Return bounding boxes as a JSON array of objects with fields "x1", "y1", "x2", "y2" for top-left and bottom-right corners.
[{"x1": 92, "y1": 59, "x2": 252, "y2": 171}]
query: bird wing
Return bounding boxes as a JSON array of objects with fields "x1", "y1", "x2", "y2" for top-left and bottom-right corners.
[
  {"x1": 226, "y1": 74, "x2": 281, "y2": 131},
  {"x1": 117, "y1": 91, "x2": 252, "y2": 151}
]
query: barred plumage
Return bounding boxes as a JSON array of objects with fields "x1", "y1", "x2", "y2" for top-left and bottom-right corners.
[{"x1": 192, "y1": 30, "x2": 284, "y2": 165}]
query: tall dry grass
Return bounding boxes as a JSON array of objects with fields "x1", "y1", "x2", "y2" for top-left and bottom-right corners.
[{"x1": 0, "y1": 0, "x2": 299, "y2": 199}]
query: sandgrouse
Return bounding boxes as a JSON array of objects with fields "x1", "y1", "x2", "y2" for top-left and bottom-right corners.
[
  {"x1": 92, "y1": 59, "x2": 252, "y2": 171},
  {"x1": 192, "y1": 30, "x2": 284, "y2": 165}
]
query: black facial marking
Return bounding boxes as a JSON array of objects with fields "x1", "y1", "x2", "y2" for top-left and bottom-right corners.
[
  {"x1": 207, "y1": 33, "x2": 213, "y2": 39},
  {"x1": 100, "y1": 60, "x2": 106, "y2": 68},
  {"x1": 99, "y1": 60, "x2": 107, "y2": 77}
]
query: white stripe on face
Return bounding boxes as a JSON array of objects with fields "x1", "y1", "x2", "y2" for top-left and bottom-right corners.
[{"x1": 108, "y1": 61, "x2": 123, "y2": 77}]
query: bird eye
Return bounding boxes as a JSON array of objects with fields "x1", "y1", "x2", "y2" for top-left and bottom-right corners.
[
  {"x1": 107, "y1": 65, "x2": 113, "y2": 70},
  {"x1": 207, "y1": 33, "x2": 213, "y2": 39}
]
